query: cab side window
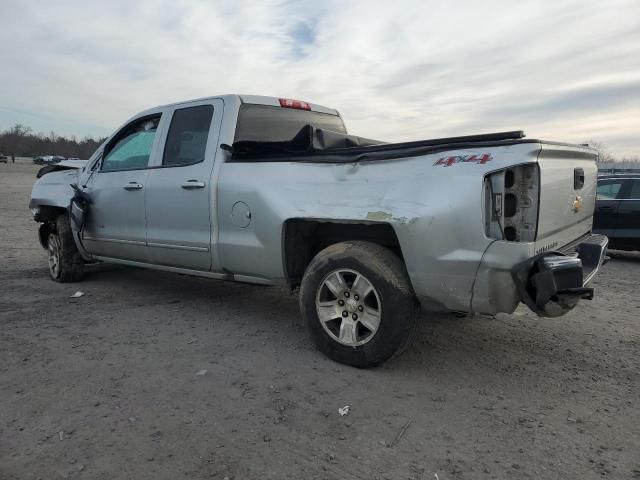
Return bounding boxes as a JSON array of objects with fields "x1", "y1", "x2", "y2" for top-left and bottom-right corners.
[
  {"x1": 596, "y1": 180, "x2": 625, "y2": 200},
  {"x1": 102, "y1": 116, "x2": 160, "y2": 172},
  {"x1": 162, "y1": 105, "x2": 214, "y2": 167}
]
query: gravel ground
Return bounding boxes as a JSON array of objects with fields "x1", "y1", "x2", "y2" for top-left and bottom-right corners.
[{"x1": 1, "y1": 162, "x2": 639, "y2": 480}]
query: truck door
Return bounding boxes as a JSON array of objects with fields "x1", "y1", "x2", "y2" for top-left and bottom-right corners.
[
  {"x1": 615, "y1": 178, "x2": 640, "y2": 249},
  {"x1": 144, "y1": 100, "x2": 223, "y2": 270},
  {"x1": 83, "y1": 113, "x2": 164, "y2": 262},
  {"x1": 593, "y1": 178, "x2": 627, "y2": 241}
]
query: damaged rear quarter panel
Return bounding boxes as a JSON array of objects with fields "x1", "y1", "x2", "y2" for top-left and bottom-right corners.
[{"x1": 216, "y1": 142, "x2": 542, "y2": 312}]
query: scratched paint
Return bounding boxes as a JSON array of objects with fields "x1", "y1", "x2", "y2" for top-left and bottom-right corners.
[
  {"x1": 365, "y1": 211, "x2": 393, "y2": 222},
  {"x1": 365, "y1": 212, "x2": 420, "y2": 224}
]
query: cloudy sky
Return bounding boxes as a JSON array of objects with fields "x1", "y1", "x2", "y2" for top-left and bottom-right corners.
[{"x1": 1, "y1": 0, "x2": 638, "y2": 157}]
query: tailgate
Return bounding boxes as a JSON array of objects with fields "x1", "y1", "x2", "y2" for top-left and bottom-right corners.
[{"x1": 535, "y1": 143, "x2": 598, "y2": 251}]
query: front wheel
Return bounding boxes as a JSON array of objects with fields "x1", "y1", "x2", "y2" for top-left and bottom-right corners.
[
  {"x1": 299, "y1": 241, "x2": 419, "y2": 368},
  {"x1": 46, "y1": 214, "x2": 85, "y2": 282}
]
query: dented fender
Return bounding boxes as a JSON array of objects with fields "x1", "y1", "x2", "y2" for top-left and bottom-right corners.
[
  {"x1": 29, "y1": 169, "x2": 81, "y2": 211},
  {"x1": 29, "y1": 167, "x2": 94, "y2": 262}
]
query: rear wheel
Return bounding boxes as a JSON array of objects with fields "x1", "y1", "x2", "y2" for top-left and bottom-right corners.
[
  {"x1": 300, "y1": 241, "x2": 419, "y2": 368},
  {"x1": 47, "y1": 214, "x2": 84, "y2": 282}
]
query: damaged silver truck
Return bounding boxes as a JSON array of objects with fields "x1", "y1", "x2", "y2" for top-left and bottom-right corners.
[{"x1": 29, "y1": 95, "x2": 608, "y2": 367}]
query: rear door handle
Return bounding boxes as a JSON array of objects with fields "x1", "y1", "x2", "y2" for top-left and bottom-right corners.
[
  {"x1": 597, "y1": 205, "x2": 616, "y2": 211},
  {"x1": 181, "y1": 180, "x2": 206, "y2": 189},
  {"x1": 123, "y1": 182, "x2": 143, "y2": 190}
]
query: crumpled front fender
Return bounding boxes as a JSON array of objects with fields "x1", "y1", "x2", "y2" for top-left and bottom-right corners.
[{"x1": 29, "y1": 169, "x2": 80, "y2": 210}]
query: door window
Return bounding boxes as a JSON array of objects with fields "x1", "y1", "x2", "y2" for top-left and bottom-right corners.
[
  {"x1": 102, "y1": 116, "x2": 160, "y2": 171},
  {"x1": 596, "y1": 180, "x2": 625, "y2": 199},
  {"x1": 625, "y1": 179, "x2": 640, "y2": 200},
  {"x1": 162, "y1": 105, "x2": 214, "y2": 166}
]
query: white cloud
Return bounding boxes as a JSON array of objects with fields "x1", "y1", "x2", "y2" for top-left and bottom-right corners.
[{"x1": 0, "y1": 0, "x2": 638, "y2": 156}]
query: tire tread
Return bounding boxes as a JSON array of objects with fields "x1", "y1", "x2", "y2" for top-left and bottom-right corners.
[
  {"x1": 51, "y1": 214, "x2": 84, "y2": 283},
  {"x1": 300, "y1": 241, "x2": 419, "y2": 367}
]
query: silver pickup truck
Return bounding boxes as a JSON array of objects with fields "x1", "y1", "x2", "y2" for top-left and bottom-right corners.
[{"x1": 29, "y1": 94, "x2": 608, "y2": 367}]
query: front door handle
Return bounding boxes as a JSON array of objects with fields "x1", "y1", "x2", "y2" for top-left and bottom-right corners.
[
  {"x1": 181, "y1": 180, "x2": 206, "y2": 189},
  {"x1": 123, "y1": 182, "x2": 143, "y2": 190},
  {"x1": 597, "y1": 205, "x2": 616, "y2": 212}
]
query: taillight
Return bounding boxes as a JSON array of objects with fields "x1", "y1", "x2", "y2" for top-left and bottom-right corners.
[
  {"x1": 484, "y1": 164, "x2": 539, "y2": 242},
  {"x1": 279, "y1": 98, "x2": 311, "y2": 110}
]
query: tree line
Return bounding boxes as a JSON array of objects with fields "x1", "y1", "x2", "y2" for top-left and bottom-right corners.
[
  {"x1": 0, "y1": 124, "x2": 106, "y2": 160},
  {"x1": 0, "y1": 123, "x2": 637, "y2": 165}
]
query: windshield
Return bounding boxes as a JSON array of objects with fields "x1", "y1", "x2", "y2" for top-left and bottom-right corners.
[{"x1": 234, "y1": 104, "x2": 346, "y2": 143}]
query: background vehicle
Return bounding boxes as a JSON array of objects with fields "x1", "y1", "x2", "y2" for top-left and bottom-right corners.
[
  {"x1": 28, "y1": 95, "x2": 607, "y2": 367},
  {"x1": 0, "y1": 153, "x2": 8, "y2": 163},
  {"x1": 33, "y1": 155, "x2": 65, "y2": 165},
  {"x1": 594, "y1": 173, "x2": 640, "y2": 251}
]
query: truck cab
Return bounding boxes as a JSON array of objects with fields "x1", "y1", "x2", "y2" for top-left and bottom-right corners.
[{"x1": 59, "y1": 95, "x2": 345, "y2": 274}]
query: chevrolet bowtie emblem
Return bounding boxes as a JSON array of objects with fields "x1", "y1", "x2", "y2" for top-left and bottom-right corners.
[{"x1": 572, "y1": 196, "x2": 583, "y2": 212}]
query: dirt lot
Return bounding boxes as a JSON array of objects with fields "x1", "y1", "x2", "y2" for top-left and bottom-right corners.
[{"x1": 1, "y1": 162, "x2": 639, "y2": 480}]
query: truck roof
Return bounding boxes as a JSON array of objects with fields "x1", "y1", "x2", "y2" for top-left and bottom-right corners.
[{"x1": 148, "y1": 94, "x2": 340, "y2": 116}]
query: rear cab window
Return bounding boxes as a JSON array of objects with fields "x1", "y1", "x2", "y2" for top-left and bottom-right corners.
[{"x1": 234, "y1": 104, "x2": 346, "y2": 143}]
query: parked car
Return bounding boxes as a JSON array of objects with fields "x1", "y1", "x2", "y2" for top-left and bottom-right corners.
[
  {"x1": 28, "y1": 95, "x2": 607, "y2": 367},
  {"x1": 594, "y1": 174, "x2": 640, "y2": 251},
  {"x1": 33, "y1": 155, "x2": 65, "y2": 165},
  {"x1": 35, "y1": 159, "x2": 89, "y2": 178},
  {"x1": 0, "y1": 153, "x2": 8, "y2": 163}
]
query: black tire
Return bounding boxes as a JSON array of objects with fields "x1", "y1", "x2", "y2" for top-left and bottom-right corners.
[
  {"x1": 46, "y1": 214, "x2": 84, "y2": 282},
  {"x1": 299, "y1": 241, "x2": 419, "y2": 368}
]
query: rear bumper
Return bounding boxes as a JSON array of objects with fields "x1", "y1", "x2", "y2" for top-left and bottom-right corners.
[
  {"x1": 578, "y1": 234, "x2": 609, "y2": 284},
  {"x1": 512, "y1": 234, "x2": 608, "y2": 317}
]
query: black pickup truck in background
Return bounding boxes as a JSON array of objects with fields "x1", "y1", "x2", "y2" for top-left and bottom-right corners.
[{"x1": 594, "y1": 174, "x2": 640, "y2": 251}]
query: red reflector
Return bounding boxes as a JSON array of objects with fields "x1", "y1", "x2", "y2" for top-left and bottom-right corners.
[{"x1": 279, "y1": 98, "x2": 311, "y2": 110}]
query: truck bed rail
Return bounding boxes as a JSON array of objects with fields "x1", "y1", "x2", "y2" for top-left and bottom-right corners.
[{"x1": 228, "y1": 127, "x2": 529, "y2": 163}]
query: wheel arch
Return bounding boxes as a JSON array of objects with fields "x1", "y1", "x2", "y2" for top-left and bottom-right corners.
[
  {"x1": 282, "y1": 218, "x2": 405, "y2": 290},
  {"x1": 35, "y1": 205, "x2": 68, "y2": 222},
  {"x1": 35, "y1": 206, "x2": 68, "y2": 249}
]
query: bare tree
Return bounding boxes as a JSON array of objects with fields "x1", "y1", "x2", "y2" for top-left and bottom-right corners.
[
  {"x1": 0, "y1": 123, "x2": 105, "y2": 159},
  {"x1": 583, "y1": 139, "x2": 615, "y2": 164}
]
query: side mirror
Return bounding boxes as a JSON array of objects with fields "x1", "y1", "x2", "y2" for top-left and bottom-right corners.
[
  {"x1": 81, "y1": 151, "x2": 103, "y2": 188},
  {"x1": 92, "y1": 151, "x2": 104, "y2": 171}
]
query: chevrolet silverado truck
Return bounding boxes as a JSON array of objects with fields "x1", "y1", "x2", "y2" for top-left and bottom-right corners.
[{"x1": 29, "y1": 94, "x2": 608, "y2": 367}]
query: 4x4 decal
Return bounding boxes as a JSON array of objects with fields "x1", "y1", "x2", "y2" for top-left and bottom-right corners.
[{"x1": 434, "y1": 153, "x2": 492, "y2": 167}]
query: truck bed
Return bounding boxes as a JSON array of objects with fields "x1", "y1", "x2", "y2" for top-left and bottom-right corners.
[{"x1": 228, "y1": 127, "x2": 588, "y2": 164}]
